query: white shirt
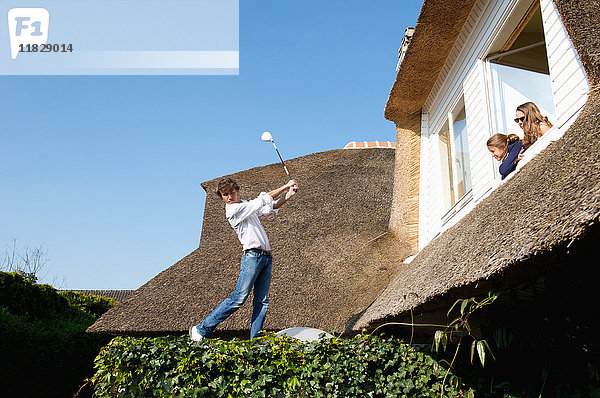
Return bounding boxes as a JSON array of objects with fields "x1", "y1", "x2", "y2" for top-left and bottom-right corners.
[{"x1": 225, "y1": 192, "x2": 278, "y2": 251}]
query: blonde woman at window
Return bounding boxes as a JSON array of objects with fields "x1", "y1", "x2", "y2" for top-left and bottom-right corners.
[
  {"x1": 513, "y1": 101, "x2": 562, "y2": 175},
  {"x1": 487, "y1": 133, "x2": 523, "y2": 180},
  {"x1": 515, "y1": 101, "x2": 553, "y2": 149}
]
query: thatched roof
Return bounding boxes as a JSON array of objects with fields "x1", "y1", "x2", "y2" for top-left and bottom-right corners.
[
  {"x1": 384, "y1": 0, "x2": 478, "y2": 129},
  {"x1": 65, "y1": 290, "x2": 134, "y2": 303},
  {"x1": 89, "y1": 0, "x2": 598, "y2": 337},
  {"x1": 88, "y1": 148, "x2": 410, "y2": 336},
  {"x1": 353, "y1": 0, "x2": 600, "y2": 330}
]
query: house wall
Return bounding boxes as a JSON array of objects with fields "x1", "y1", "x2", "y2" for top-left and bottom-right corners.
[
  {"x1": 417, "y1": 0, "x2": 589, "y2": 249},
  {"x1": 417, "y1": 112, "x2": 437, "y2": 248},
  {"x1": 540, "y1": 0, "x2": 589, "y2": 130},
  {"x1": 390, "y1": 122, "x2": 421, "y2": 251}
]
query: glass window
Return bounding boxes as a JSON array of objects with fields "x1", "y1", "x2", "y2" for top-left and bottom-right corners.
[
  {"x1": 438, "y1": 97, "x2": 472, "y2": 212},
  {"x1": 451, "y1": 103, "x2": 471, "y2": 199},
  {"x1": 486, "y1": 1, "x2": 556, "y2": 135},
  {"x1": 438, "y1": 121, "x2": 454, "y2": 211}
]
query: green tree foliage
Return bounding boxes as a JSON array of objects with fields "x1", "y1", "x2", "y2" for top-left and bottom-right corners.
[
  {"x1": 91, "y1": 333, "x2": 473, "y2": 397},
  {"x1": 0, "y1": 272, "x2": 115, "y2": 397}
]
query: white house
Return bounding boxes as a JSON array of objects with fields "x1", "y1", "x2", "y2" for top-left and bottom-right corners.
[{"x1": 386, "y1": 0, "x2": 590, "y2": 251}]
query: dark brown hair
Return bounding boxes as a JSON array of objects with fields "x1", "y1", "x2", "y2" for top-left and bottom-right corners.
[
  {"x1": 516, "y1": 102, "x2": 553, "y2": 148},
  {"x1": 486, "y1": 133, "x2": 520, "y2": 161},
  {"x1": 215, "y1": 178, "x2": 239, "y2": 199}
]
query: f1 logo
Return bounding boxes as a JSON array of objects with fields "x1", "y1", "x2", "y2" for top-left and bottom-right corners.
[{"x1": 7, "y1": 8, "x2": 50, "y2": 59}]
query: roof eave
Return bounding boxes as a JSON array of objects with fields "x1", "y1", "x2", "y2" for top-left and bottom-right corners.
[{"x1": 383, "y1": 0, "x2": 478, "y2": 129}]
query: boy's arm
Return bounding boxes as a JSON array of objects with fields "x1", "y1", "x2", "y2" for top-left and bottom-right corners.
[
  {"x1": 273, "y1": 181, "x2": 298, "y2": 209},
  {"x1": 227, "y1": 194, "x2": 273, "y2": 227},
  {"x1": 229, "y1": 181, "x2": 298, "y2": 224},
  {"x1": 267, "y1": 180, "x2": 297, "y2": 200}
]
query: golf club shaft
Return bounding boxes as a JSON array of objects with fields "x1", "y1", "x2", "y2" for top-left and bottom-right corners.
[
  {"x1": 271, "y1": 141, "x2": 291, "y2": 180},
  {"x1": 271, "y1": 140, "x2": 297, "y2": 191}
]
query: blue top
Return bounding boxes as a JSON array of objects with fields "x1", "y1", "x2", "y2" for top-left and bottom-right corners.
[{"x1": 499, "y1": 140, "x2": 523, "y2": 179}]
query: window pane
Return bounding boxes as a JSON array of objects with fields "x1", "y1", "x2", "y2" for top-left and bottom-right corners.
[
  {"x1": 452, "y1": 104, "x2": 471, "y2": 199},
  {"x1": 486, "y1": 1, "x2": 555, "y2": 137},
  {"x1": 438, "y1": 121, "x2": 455, "y2": 211},
  {"x1": 489, "y1": 63, "x2": 555, "y2": 135}
]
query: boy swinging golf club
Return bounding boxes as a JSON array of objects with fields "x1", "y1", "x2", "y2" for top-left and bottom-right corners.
[{"x1": 189, "y1": 132, "x2": 299, "y2": 341}]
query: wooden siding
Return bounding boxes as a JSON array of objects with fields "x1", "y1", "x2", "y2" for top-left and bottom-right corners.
[
  {"x1": 418, "y1": 112, "x2": 442, "y2": 248},
  {"x1": 424, "y1": 0, "x2": 496, "y2": 127},
  {"x1": 463, "y1": 60, "x2": 496, "y2": 204},
  {"x1": 540, "y1": 0, "x2": 589, "y2": 130}
]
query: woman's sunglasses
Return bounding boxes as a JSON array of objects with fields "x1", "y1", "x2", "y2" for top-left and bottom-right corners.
[{"x1": 514, "y1": 116, "x2": 525, "y2": 123}]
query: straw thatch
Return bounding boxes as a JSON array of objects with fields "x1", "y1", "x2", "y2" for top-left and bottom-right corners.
[
  {"x1": 88, "y1": 148, "x2": 410, "y2": 336},
  {"x1": 388, "y1": 127, "x2": 421, "y2": 250},
  {"x1": 353, "y1": 0, "x2": 600, "y2": 331},
  {"x1": 553, "y1": 0, "x2": 600, "y2": 87},
  {"x1": 384, "y1": 0, "x2": 477, "y2": 130}
]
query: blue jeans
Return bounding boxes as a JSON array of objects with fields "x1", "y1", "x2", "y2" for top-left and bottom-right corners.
[{"x1": 196, "y1": 252, "x2": 272, "y2": 339}]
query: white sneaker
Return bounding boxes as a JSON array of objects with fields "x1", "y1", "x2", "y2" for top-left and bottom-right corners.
[{"x1": 189, "y1": 325, "x2": 204, "y2": 342}]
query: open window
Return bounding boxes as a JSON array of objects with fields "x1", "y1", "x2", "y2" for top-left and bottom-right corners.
[
  {"x1": 438, "y1": 96, "x2": 472, "y2": 213},
  {"x1": 486, "y1": 0, "x2": 556, "y2": 135}
]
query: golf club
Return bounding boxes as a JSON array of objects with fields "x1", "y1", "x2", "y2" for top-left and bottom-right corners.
[{"x1": 261, "y1": 131, "x2": 297, "y2": 191}]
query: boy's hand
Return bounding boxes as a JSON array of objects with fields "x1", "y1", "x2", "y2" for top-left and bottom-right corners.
[
  {"x1": 273, "y1": 181, "x2": 298, "y2": 208},
  {"x1": 286, "y1": 179, "x2": 298, "y2": 193},
  {"x1": 286, "y1": 182, "x2": 299, "y2": 198},
  {"x1": 269, "y1": 180, "x2": 298, "y2": 200}
]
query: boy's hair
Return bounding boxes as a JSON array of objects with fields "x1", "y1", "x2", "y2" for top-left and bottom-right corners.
[
  {"x1": 487, "y1": 133, "x2": 520, "y2": 161},
  {"x1": 215, "y1": 178, "x2": 240, "y2": 199}
]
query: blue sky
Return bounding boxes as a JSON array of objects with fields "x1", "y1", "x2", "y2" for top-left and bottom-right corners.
[{"x1": 0, "y1": 0, "x2": 423, "y2": 289}]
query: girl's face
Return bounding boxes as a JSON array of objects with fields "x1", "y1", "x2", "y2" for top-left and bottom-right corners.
[
  {"x1": 515, "y1": 110, "x2": 526, "y2": 130},
  {"x1": 488, "y1": 146, "x2": 504, "y2": 161}
]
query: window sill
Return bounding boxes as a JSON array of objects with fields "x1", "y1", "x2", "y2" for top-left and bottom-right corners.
[{"x1": 441, "y1": 189, "x2": 473, "y2": 227}]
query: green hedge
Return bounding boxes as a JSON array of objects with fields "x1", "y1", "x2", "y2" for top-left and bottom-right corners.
[
  {"x1": 60, "y1": 290, "x2": 117, "y2": 318},
  {"x1": 92, "y1": 333, "x2": 473, "y2": 397},
  {"x1": 0, "y1": 271, "x2": 69, "y2": 318},
  {"x1": 0, "y1": 272, "x2": 115, "y2": 397}
]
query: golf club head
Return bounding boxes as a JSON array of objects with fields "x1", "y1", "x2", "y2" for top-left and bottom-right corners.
[{"x1": 261, "y1": 131, "x2": 273, "y2": 142}]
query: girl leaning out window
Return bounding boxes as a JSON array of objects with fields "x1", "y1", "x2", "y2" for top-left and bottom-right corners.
[{"x1": 487, "y1": 133, "x2": 523, "y2": 180}]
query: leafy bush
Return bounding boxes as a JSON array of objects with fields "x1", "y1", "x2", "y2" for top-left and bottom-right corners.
[
  {"x1": 60, "y1": 290, "x2": 117, "y2": 318},
  {"x1": 92, "y1": 333, "x2": 473, "y2": 397},
  {"x1": 0, "y1": 272, "x2": 115, "y2": 397},
  {"x1": 0, "y1": 271, "x2": 69, "y2": 318}
]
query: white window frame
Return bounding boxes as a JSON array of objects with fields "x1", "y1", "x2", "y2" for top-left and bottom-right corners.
[
  {"x1": 481, "y1": 0, "x2": 557, "y2": 184},
  {"x1": 436, "y1": 92, "x2": 474, "y2": 225}
]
